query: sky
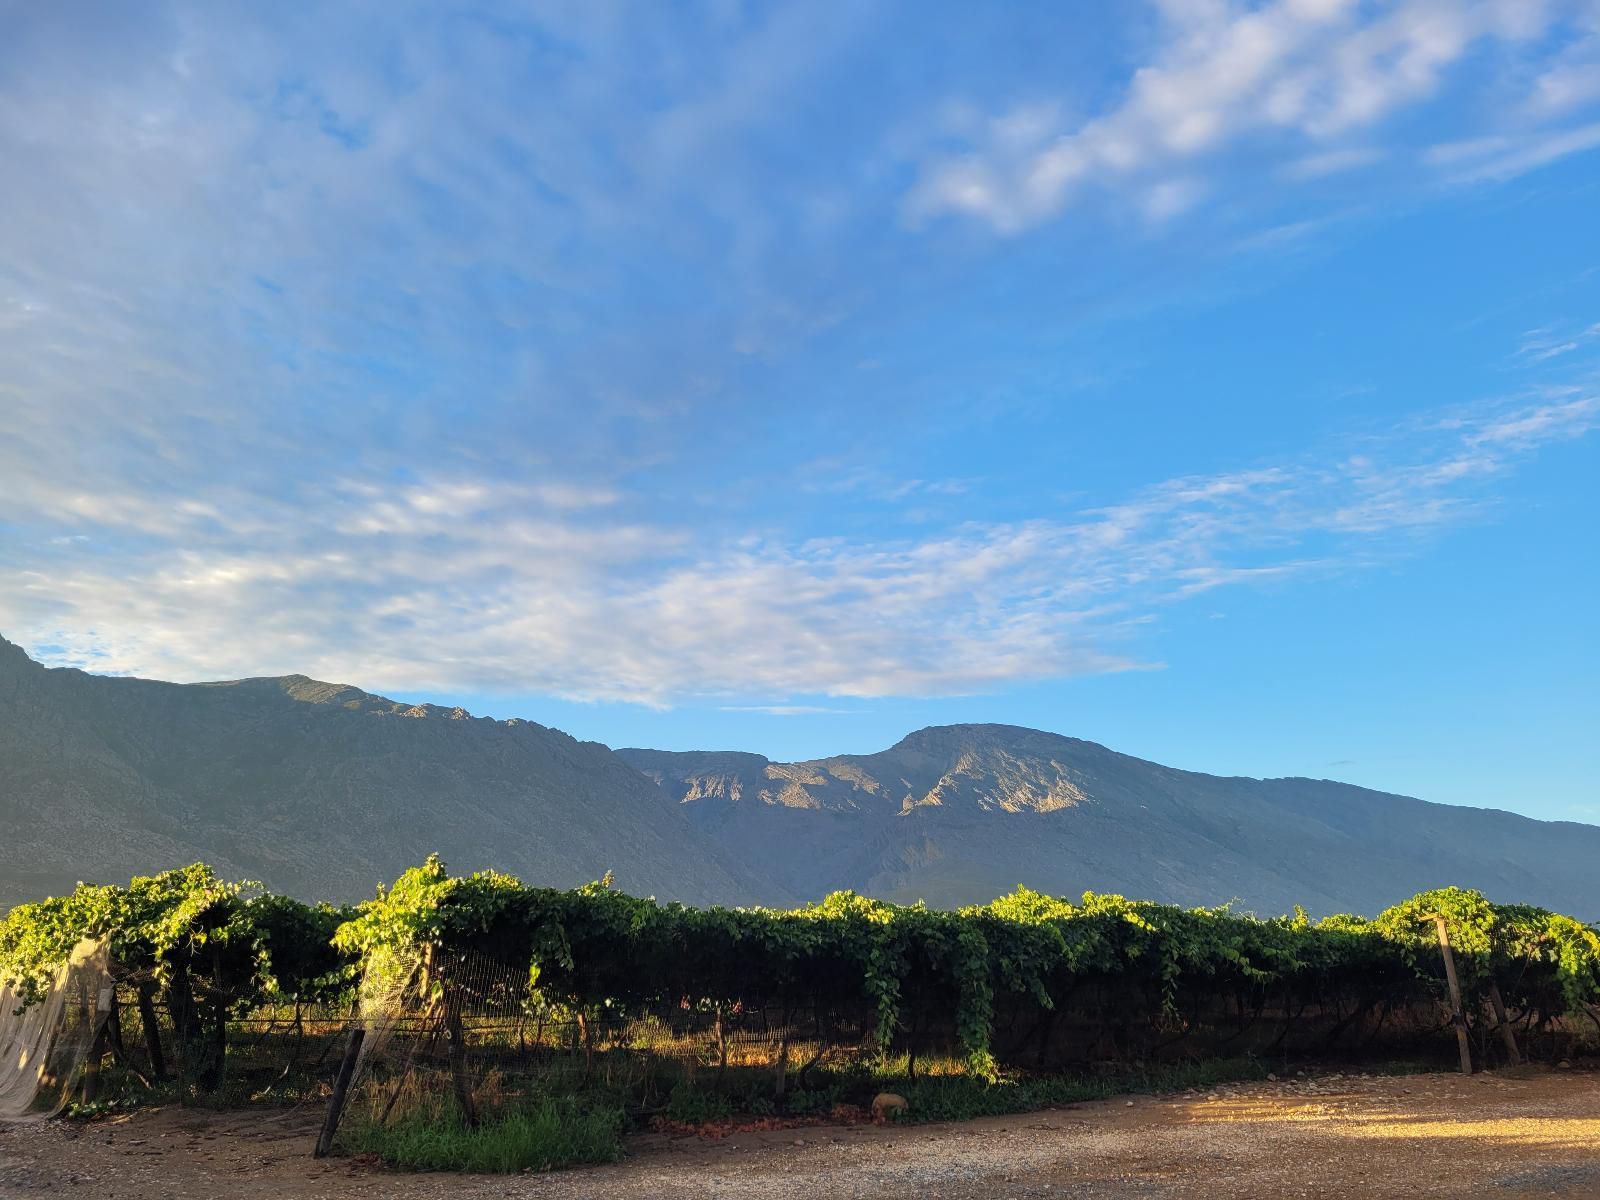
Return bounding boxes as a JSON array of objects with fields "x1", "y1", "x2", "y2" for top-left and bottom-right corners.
[{"x1": 1, "y1": 0, "x2": 1597, "y2": 823}]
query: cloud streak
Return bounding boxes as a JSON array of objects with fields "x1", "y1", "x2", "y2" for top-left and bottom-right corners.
[
  {"x1": 4, "y1": 389, "x2": 1592, "y2": 704},
  {"x1": 909, "y1": 0, "x2": 1600, "y2": 233}
]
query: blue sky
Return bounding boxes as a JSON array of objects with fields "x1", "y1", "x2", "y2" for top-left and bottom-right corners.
[{"x1": 1, "y1": 1, "x2": 1597, "y2": 821}]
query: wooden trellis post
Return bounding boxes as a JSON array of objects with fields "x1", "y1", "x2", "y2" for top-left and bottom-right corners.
[
  {"x1": 1431, "y1": 915, "x2": 1472, "y2": 1075},
  {"x1": 1486, "y1": 982, "x2": 1521, "y2": 1066},
  {"x1": 313, "y1": 1028, "x2": 365, "y2": 1158}
]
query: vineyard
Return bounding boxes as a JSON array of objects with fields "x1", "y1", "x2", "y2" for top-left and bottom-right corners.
[{"x1": 3, "y1": 857, "x2": 1598, "y2": 1170}]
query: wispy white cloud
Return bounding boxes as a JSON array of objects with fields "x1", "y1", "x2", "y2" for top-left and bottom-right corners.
[
  {"x1": 1515, "y1": 321, "x2": 1600, "y2": 363},
  {"x1": 1528, "y1": 63, "x2": 1600, "y2": 117},
  {"x1": 719, "y1": 705, "x2": 858, "y2": 716},
  {"x1": 1142, "y1": 177, "x2": 1207, "y2": 221},
  {"x1": 1281, "y1": 146, "x2": 1386, "y2": 180},
  {"x1": 1437, "y1": 121, "x2": 1600, "y2": 182},
  {"x1": 4, "y1": 389, "x2": 1593, "y2": 704},
  {"x1": 908, "y1": 0, "x2": 1597, "y2": 233},
  {"x1": 799, "y1": 464, "x2": 979, "y2": 504},
  {"x1": 1464, "y1": 390, "x2": 1600, "y2": 448},
  {"x1": 1522, "y1": 5, "x2": 1600, "y2": 117}
]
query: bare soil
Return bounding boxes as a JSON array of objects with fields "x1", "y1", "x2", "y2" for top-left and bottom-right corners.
[{"x1": 2, "y1": 1067, "x2": 1597, "y2": 1199}]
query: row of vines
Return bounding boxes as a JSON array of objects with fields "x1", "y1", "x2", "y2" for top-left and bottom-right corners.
[
  {"x1": 4, "y1": 856, "x2": 1599, "y2": 1094},
  {"x1": 0, "y1": 864, "x2": 354, "y2": 1092}
]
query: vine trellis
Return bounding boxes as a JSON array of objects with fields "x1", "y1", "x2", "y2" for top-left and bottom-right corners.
[{"x1": 5, "y1": 856, "x2": 1598, "y2": 1100}]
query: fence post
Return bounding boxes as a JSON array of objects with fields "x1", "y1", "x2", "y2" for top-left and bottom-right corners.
[
  {"x1": 1432, "y1": 916, "x2": 1473, "y2": 1074},
  {"x1": 447, "y1": 1004, "x2": 478, "y2": 1126},
  {"x1": 314, "y1": 1027, "x2": 365, "y2": 1158},
  {"x1": 1486, "y1": 982, "x2": 1522, "y2": 1066},
  {"x1": 577, "y1": 1009, "x2": 594, "y2": 1084},
  {"x1": 135, "y1": 983, "x2": 167, "y2": 1079},
  {"x1": 773, "y1": 1034, "x2": 790, "y2": 1100},
  {"x1": 80, "y1": 1026, "x2": 107, "y2": 1104}
]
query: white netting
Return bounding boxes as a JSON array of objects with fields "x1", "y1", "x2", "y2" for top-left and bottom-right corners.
[
  {"x1": 348, "y1": 942, "x2": 432, "y2": 1093},
  {"x1": 0, "y1": 937, "x2": 113, "y2": 1118}
]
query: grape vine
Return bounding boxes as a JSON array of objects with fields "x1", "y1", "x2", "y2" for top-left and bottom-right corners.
[{"x1": 5, "y1": 858, "x2": 1597, "y2": 1086}]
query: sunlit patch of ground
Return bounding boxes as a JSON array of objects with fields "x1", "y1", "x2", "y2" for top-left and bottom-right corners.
[{"x1": 1, "y1": 1065, "x2": 1596, "y2": 1198}]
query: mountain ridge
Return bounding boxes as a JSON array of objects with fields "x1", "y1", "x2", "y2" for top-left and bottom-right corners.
[
  {"x1": 0, "y1": 636, "x2": 767, "y2": 908},
  {"x1": 627, "y1": 721, "x2": 1561, "y2": 825},
  {"x1": 3, "y1": 636, "x2": 1597, "y2": 918},
  {"x1": 617, "y1": 723, "x2": 1600, "y2": 917}
]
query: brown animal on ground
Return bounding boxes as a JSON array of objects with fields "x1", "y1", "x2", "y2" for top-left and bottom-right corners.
[{"x1": 871, "y1": 1091, "x2": 909, "y2": 1122}]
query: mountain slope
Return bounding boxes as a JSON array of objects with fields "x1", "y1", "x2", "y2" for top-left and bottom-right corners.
[
  {"x1": 0, "y1": 637, "x2": 762, "y2": 907},
  {"x1": 619, "y1": 724, "x2": 1600, "y2": 917},
  {"x1": 5, "y1": 635, "x2": 1596, "y2": 918}
]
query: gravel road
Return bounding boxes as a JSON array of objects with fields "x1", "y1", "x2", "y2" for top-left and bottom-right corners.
[{"x1": 2, "y1": 1067, "x2": 1596, "y2": 1199}]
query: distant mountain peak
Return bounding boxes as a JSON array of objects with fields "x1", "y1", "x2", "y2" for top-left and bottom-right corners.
[
  {"x1": 622, "y1": 720, "x2": 1600, "y2": 916},
  {"x1": 890, "y1": 722, "x2": 1074, "y2": 752},
  {"x1": 0, "y1": 634, "x2": 31, "y2": 670}
]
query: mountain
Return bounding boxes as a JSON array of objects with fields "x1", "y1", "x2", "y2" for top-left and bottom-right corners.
[
  {"x1": 0, "y1": 636, "x2": 763, "y2": 908},
  {"x1": 618, "y1": 724, "x2": 1600, "y2": 918},
  {"x1": 4, "y1": 635, "x2": 1597, "y2": 918}
]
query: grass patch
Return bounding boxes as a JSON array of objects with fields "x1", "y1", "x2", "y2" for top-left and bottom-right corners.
[
  {"x1": 343, "y1": 1094, "x2": 625, "y2": 1173},
  {"x1": 665, "y1": 1082, "x2": 734, "y2": 1123}
]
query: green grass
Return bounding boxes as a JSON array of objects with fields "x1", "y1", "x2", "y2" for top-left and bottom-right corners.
[
  {"x1": 343, "y1": 1095, "x2": 626, "y2": 1173},
  {"x1": 664, "y1": 1081, "x2": 734, "y2": 1123}
]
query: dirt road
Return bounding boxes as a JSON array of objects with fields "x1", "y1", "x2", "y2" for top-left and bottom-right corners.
[{"x1": 2, "y1": 1068, "x2": 1597, "y2": 1199}]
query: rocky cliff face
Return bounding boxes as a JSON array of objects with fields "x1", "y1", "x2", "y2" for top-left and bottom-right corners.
[
  {"x1": 0, "y1": 637, "x2": 762, "y2": 907},
  {"x1": 618, "y1": 725, "x2": 1600, "y2": 917},
  {"x1": 624, "y1": 727, "x2": 1093, "y2": 816}
]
